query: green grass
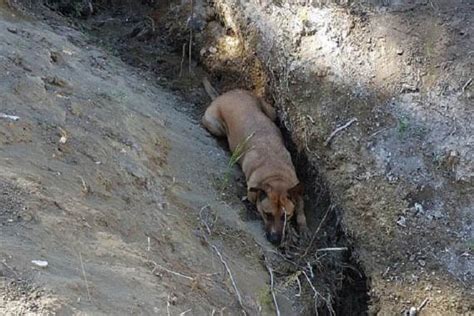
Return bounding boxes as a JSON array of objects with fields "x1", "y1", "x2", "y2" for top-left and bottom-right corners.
[
  {"x1": 215, "y1": 132, "x2": 255, "y2": 194},
  {"x1": 398, "y1": 116, "x2": 409, "y2": 135}
]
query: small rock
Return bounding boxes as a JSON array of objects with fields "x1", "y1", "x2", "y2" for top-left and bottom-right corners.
[
  {"x1": 208, "y1": 46, "x2": 217, "y2": 54},
  {"x1": 7, "y1": 27, "x2": 18, "y2": 34},
  {"x1": 418, "y1": 259, "x2": 426, "y2": 267},
  {"x1": 0, "y1": 113, "x2": 20, "y2": 121},
  {"x1": 31, "y1": 260, "x2": 48, "y2": 268},
  {"x1": 397, "y1": 49, "x2": 404, "y2": 55},
  {"x1": 397, "y1": 216, "x2": 407, "y2": 227},
  {"x1": 432, "y1": 210, "x2": 444, "y2": 219},
  {"x1": 414, "y1": 203, "x2": 424, "y2": 214}
]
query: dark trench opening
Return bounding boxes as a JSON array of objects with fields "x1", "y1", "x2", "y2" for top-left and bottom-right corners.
[{"x1": 279, "y1": 124, "x2": 371, "y2": 315}]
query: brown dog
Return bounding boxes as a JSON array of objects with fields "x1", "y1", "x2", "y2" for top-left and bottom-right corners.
[{"x1": 202, "y1": 79, "x2": 307, "y2": 244}]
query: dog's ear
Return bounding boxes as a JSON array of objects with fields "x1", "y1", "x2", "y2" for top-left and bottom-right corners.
[
  {"x1": 288, "y1": 182, "x2": 303, "y2": 199},
  {"x1": 248, "y1": 187, "x2": 266, "y2": 204}
]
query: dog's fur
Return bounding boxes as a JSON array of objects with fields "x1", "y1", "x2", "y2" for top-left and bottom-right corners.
[{"x1": 202, "y1": 78, "x2": 307, "y2": 244}]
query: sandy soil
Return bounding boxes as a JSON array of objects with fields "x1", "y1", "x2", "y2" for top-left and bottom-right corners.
[
  {"x1": 0, "y1": 2, "x2": 277, "y2": 314},
  {"x1": 187, "y1": 0, "x2": 474, "y2": 314},
  {"x1": 1, "y1": 0, "x2": 473, "y2": 315}
]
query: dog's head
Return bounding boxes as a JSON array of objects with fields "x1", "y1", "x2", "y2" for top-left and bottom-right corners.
[{"x1": 249, "y1": 183, "x2": 303, "y2": 245}]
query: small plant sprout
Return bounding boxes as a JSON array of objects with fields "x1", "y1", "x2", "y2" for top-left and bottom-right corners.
[{"x1": 219, "y1": 132, "x2": 256, "y2": 192}]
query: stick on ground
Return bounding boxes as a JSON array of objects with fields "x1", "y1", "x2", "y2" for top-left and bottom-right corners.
[
  {"x1": 78, "y1": 252, "x2": 92, "y2": 302},
  {"x1": 264, "y1": 258, "x2": 280, "y2": 316},
  {"x1": 324, "y1": 118, "x2": 358, "y2": 147},
  {"x1": 150, "y1": 261, "x2": 194, "y2": 281},
  {"x1": 302, "y1": 205, "x2": 334, "y2": 257},
  {"x1": 211, "y1": 245, "x2": 246, "y2": 314}
]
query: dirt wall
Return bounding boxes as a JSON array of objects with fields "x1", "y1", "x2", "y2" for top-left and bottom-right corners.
[{"x1": 187, "y1": 0, "x2": 473, "y2": 314}]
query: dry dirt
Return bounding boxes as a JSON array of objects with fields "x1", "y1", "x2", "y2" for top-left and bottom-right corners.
[
  {"x1": 1, "y1": 0, "x2": 473, "y2": 315},
  {"x1": 0, "y1": 1, "x2": 275, "y2": 314},
  {"x1": 182, "y1": 0, "x2": 474, "y2": 314}
]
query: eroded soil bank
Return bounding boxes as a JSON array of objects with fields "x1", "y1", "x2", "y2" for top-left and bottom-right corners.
[
  {"x1": 170, "y1": 0, "x2": 474, "y2": 314},
  {"x1": 1, "y1": 0, "x2": 473, "y2": 315},
  {"x1": 1, "y1": 0, "x2": 370, "y2": 315}
]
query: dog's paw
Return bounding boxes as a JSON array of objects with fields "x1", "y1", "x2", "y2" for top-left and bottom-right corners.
[{"x1": 298, "y1": 225, "x2": 311, "y2": 241}]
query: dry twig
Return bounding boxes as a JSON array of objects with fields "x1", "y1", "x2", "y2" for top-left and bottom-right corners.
[
  {"x1": 179, "y1": 309, "x2": 192, "y2": 315},
  {"x1": 302, "y1": 205, "x2": 334, "y2": 257},
  {"x1": 264, "y1": 257, "x2": 280, "y2": 316},
  {"x1": 179, "y1": 43, "x2": 186, "y2": 78},
  {"x1": 281, "y1": 211, "x2": 288, "y2": 244},
  {"x1": 462, "y1": 78, "x2": 472, "y2": 92},
  {"x1": 167, "y1": 294, "x2": 171, "y2": 316},
  {"x1": 324, "y1": 118, "x2": 358, "y2": 147},
  {"x1": 199, "y1": 204, "x2": 212, "y2": 236},
  {"x1": 316, "y1": 247, "x2": 348, "y2": 252},
  {"x1": 0, "y1": 113, "x2": 20, "y2": 121},
  {"x1": 188, "y1": 0, "x2": 194, "y2": 74},
  {"x1": 149, "y1": 261, "x2": 194, "y2": 281},
  {"x1": 78, "y1": 252, "x2": 92, "y2": 302},
  {"x1": 198, "y1": 208, "x2": 246, "y2": 314},
  {"x1": 211, "y1": 245, "x2": 246, "y2": 313}
]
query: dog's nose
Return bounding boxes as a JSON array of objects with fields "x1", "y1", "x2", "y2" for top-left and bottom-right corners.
[{"x1": 266, "y1": 232, "x2": 282, "y2": 245}]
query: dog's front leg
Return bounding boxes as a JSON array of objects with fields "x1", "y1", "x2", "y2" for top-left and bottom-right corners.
[{"x1": 295, "y1": 196, "x2": 309, "y2": 238}]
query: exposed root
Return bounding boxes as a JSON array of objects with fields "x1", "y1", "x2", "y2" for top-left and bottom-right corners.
[
  {"x1": 210, "y1": 244, "x2": 246, "y2": 314},
  {"x1": 179, "y1": 43, "x2": 186, "y2": 78},
  {"x1": 198, "y1": 206, "x2": 247, "y2": 314},
  {"x1": 263, "y1": 256, "x2": 280, "y2": 316},
  {"x1": 302, "y1": 204, "x2": 334, "y2": 258},
  {"x1": 324, "y1": 118, "x2": 358, "y2": 147},
  {"x1": 166, "y1": 294, "x2": 171, "y2": 316}
]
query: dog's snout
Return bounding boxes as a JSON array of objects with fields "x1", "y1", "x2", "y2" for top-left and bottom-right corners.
[{"x1": 266, "y1": 231, "x2": 282, "y2": 245}]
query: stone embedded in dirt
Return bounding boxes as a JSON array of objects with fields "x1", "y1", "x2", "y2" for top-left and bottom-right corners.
[
  {"x1": 397, "y1": 216, "x2": 407, "y2": 227},
  {"x1": 0, "y1": 113, "x2": 20, "y2": 121},
  {"x1": 31, "y1": 260, "x2": 48, "y2": 268},
  {"x1": 208, "y1": 46, "x2": 217, "y2": 54},
  {"x1": 414, "y1": 203, "x2": 424, "y2": 214},
  {"x1": 432, "y1": 210, "x2": 444, "y2": 220}
]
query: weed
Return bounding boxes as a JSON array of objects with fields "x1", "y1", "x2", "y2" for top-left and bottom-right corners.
[
  {"x1": 468, "y1": 239, "x2": 474, "y2": 252},
  {"x1": 224, "y1": 132, "x2": 255, "y2": 187},
  {"x1": 257, "y1": 286, "x2": 273, "y2": 310},
  {"x1": 398, "y1": 116, "x2": 409, "y2": 135}
]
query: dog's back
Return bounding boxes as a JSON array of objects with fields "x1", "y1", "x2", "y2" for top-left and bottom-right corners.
[
  {"x1": 202, "y1": 85, "x2": 306, "y2": 244},
  {"x1": 204, "y1": 89, "x2": 297, "y2": 187}
]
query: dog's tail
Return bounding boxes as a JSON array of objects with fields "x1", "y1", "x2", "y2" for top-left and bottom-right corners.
[{"x1": 202, "y1": 77, "x2": 219, "y2": 101}]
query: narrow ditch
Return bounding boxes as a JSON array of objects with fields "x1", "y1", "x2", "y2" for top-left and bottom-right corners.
[
  {"x1": 280, "y1": 125, "x2": 370, "y2": 315},
  {"x1": 27, "y1": 1, "x2": 372, "y2": 313}
]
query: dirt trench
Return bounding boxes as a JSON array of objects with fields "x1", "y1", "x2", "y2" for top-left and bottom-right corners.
[
  {"x1": 1, "y1": 0, "x2": 473, "y2": 315},
  {"x1": 0, "y1": 1, "x2": 375, "y2": 315}
]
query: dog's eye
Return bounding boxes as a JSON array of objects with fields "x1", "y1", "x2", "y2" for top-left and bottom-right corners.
[{"x1": 258, "y1": 191, "x2": 267, "y2": 201}]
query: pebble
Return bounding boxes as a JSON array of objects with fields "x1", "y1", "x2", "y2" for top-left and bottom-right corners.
[
  {"x1": 208, "y1": 46, "x2": 217, "y2": 54},
  {"x1": 31, "y1": 260, "x2": 48, "y2": 268},
  {"x1": 397, "y1": 216, "x2": 407, "y2": 227}
]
